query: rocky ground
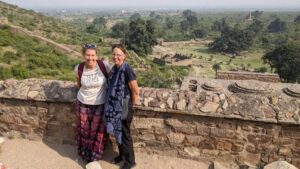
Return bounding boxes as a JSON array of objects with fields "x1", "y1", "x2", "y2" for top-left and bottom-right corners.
[{"x1": 0, "y1": 139, "x2": 210, "y2": 169}]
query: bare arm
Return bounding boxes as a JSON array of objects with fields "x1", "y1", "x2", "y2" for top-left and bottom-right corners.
[{"x1": 128, "y1": 80, "x2": 139, "y2": 105}]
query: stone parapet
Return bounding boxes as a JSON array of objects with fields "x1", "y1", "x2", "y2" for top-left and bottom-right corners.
[
  {"x1": 0, "y1": 78, "x2": 300, "y2": 167},
  {"x1": 1, "y1": 78, "x2": 299, "y2": 124}
]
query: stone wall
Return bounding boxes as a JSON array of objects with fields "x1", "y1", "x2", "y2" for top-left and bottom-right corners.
[
  {"x1": 0, "y1": 79, "x2": 300, "y2": 167},
  {"x1": 216, "y1": 71, "x2": 280, "y2": 82}
]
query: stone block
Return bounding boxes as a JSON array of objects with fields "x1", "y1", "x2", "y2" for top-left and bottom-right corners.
[
  {"x1": 264, "y1": 161, "x2": 298, "y2": 169},
  {"x1": 231, "y1": 142, "x2": 244, "y2": 152},
  {"x1": 291, "y1": 158, "x2": 300, "y2": 168},
  {"x1": 292, "y1": 148, "x2": 300, "y2": 157},
  {"x1": 274, "y1": 138, "x2": 293, "y2": 146},
  {"x1": 200, "y1": 101, "x2": 219, "y2": 113},
  {"x1": 216, "y1": 141, "x2": 232, "y2": 151},
  {"x1": 176, "y1": 99, "x2": 186, "y2": 110},
  {"x1": 86, "y1": 161, "x2": 102, "y2": 169},
  {"x1": 279, "y1": 147, "x2": 291, "y2": 156},
  {"x1": 133, "y1": 118, "x2": 165, "y2": 129},
  {"x1": 165, "y1": 118, "x2": 195, "y2": 134},
  {"x1": 201, "y1": 149, "x2": 219, "y2": 156},
  {"x1": 237, "y1": 152, "x2": 260, "y2": 166},
  {"x1": 247, "y1": 134, "x2": 272, "y2": 145},
  {"x1": 167, "y1": 132, "x2": 185, "y2": 145},
  {"x1": 184, "y1": 147, "x2": 200, "y2": 157},
  {"x1": 166, "y1": 97, "x2": 174, "y2": 109},
  {"x1": 196, "y1": 126, "x2": 210, "y2": 136},
  {"x1": 139, "y1": 133, "x2": 156, "y2": 141},
  {"x1": 210, "y1": 128, "x2": 236, "y2": 139},
  {"x1": 185, "y1": 135, "x2": 204, "y2": 147},
  {"x1": 213, "y1": 154, "x2": 239, "y2": 169},
  {"x1": 245, "y1": 145, "x2": 257, "y2": 154}
]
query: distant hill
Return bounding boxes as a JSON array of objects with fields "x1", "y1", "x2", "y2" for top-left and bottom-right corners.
[
  {"x1": 0, "y1": 1, "x2": 86, "y2": 45},
  {"x1": 0, "y1": 24, "x2": 79, "y2": 81}
]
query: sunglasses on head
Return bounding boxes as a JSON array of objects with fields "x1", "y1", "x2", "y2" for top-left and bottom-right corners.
[{"x1": 83, "y1": 44, "x2": 97, "y2": 49}]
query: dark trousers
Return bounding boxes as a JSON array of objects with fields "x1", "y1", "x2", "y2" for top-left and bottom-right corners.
[{"x1": 118, "y1": 107, "x2": 135, "y2": 168}]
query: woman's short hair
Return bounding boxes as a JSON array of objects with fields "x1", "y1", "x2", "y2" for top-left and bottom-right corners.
[{"x1": 112, "y1": 44, "x2": 128, "y2": 55}]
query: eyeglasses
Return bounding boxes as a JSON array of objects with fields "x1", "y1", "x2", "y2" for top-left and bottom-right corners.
[
  {"x1": 83, "y1": 44, "x2": 97, "y2": 49},
  {"x1": 112, "y1": 53, "x2": 124, "y2": 57}
]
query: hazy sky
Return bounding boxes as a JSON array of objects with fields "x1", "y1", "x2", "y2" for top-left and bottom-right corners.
[{"x1": 2, "y1": 0, "x2": 300, "y2": 8}]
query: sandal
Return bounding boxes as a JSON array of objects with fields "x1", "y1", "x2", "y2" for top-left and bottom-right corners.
[{"x1": 111, "y1": 156, "x2": 123, "y2": 164}]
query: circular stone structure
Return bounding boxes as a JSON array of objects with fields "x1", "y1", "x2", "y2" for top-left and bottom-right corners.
[
  {"x1": 201, "y1": 82, "x2": 222, "y2": 91},
  {"x1": 189, "y1": 80, "x2": 198, "y2": 84},
  {"x1": 283, "y1": 85, "x2": 300, "y2": 98},
  {"x1": 188, "y1": 84, "x2": 197, "y2": 92},
  {"x1": 229, "y1": 81, "x2": 271, "y2": 94}
]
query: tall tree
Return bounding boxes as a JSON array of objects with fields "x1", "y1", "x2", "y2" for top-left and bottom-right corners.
[
  {"x1": 248, "y1": 19, "x2": 264, "y2": 34},
  {"x1": 212, "y1": 18, "x2": 229, "y2": 32},
  {"x1": 267, "y1": 18, "x2": 287, "y2": 33},
  {"x1": 209, "y1": 27, "x2": 255, "y2": 53},
  {"x1": 180, "y1": 10, "x2": 198, "y2": 35},
  {"x1": 129, "y1": 13, "x2": 141, "y2": 22},
  {"x1": 212, "y1": 63, "x2": 222, "y2": 78},
  {"x1": 295, "y1": 15, "x2": 300, "y2": 23},
  {"x1": 263, "y1": 41, "x2": 300, "y2": 82},
  {"x1": 125, "y1": 18, "x2": 157, "y2": 56},
  {"x1": 110, "y1": 22, "x2": 129, "y2": 38},
  {"x1": 92, "y1": 17, "x2": 107, "y2": 28},
  {"x1": 86, "y1": 17, "x2": 107, "y2": 34},
  {"x1": 251, "y1": 10, "x2": 263, "y2": 19},
  {"x1": 165, "y1": 17, "x2": 176, "y2": 29}
]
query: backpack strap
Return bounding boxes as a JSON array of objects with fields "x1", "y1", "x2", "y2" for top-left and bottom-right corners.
[
  {"x1": 96, "y1": 59, "x2": 108, "y2": 79},
  {"x1": 77, "y1": 60, "x2": 108, "y2": 86},
  {"x1": 77, "y1": 62, "x2": 85, "y2": 87}
]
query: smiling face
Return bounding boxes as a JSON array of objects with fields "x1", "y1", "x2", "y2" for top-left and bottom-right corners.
[
  {"x1": 112, "y1": 47, "x2": 126, "y2": 67},
  {"x1": 84, "y1": 49, "x2": 97, "y2": 69}
]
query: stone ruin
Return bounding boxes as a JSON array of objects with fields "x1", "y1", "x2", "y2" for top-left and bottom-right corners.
[
  {"x1": 0, "y1": 78, "x2": 300, "y2": 167},
  {"x1": 216, "y1": 71, "x2": 281, "y2": 82}
]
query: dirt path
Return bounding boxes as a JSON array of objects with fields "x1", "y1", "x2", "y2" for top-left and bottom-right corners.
[
  {"x1": 0, "y1": 139, "x2": 210, "y2": 169},
  {"x1": 7, "y1": 24, "x2": 82, "y2": 59}
]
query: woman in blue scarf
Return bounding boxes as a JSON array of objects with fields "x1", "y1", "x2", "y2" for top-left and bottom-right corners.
[{"x1": 104, "y1": 44, "x2": 139, "y2": 169}]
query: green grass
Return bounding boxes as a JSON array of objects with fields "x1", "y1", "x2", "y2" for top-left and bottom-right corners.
[
  {"x1": 172, "y1": 44, "x2": 270, "y2": 77},
  {"x1": 0, "y1": 26, "x2": 80, "y2": 81}
]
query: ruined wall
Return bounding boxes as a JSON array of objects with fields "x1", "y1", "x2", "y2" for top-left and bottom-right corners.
[
  {"x1": 216, "y1": 71, "x2": 280, "y2": 82},
  {"x1": 0, "y1": 79, "x2": 299, "y2": 167}
]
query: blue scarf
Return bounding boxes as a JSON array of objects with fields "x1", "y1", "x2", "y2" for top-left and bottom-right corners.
[{"x1": 104, "y1": 62, "x2": 127, "y2": 145}]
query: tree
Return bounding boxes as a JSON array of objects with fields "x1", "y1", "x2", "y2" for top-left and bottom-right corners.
[
  {"x1": 180, "y1": 10, "x2": 198, "y2": 35},
  {"x1": 212, "y1": 18, "x2": 229, "y2": 32},
  {"x1": 182, "y1": 10, "x2": 196, "y2": 18},
  {"x1": 192, "y1": 28, "x2": 207, "y2": 38},
  {"x1": 251, "y1": 10, "x2": 263, "y2": 19},
  {"x1": 209, "y1": 27, "x2": 255, "y2": 53},
  {"x1": 212, "y1": 63, "x2": 222, "y2": 78},
  {"x1": 86, "y1": 17, "x2": 107, "y2": 34},
  {"x1": 110, "y1": 22, "x2": 129, "y2": 38},
  {"x1": 125, "y1": 18, "x2": 158, "y2": 56},
  {"x1": 92, "y1": 17, "x2": 107, "y2": 28},
  {"x1": 295, "y1": 15, "x2": 300, "y2": 23},
  {"x1": 248, "y1": 19, "x2": 264, "y2": 34},
  {"x1": 267, "y1": 18, "x2": 287, "y2": 33},
  {"x1": 165, "y1": 17, "x2": 176, "y2": 29},
  {"x1": 149, "y1": 11, "x2": 156, "y2": 18},
  {"x1": 262, "y1": 41, "x2": 300, "y2": 82},
  {"x1": 129, "y1": 13, "x2": 141, "y2": 22}
]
